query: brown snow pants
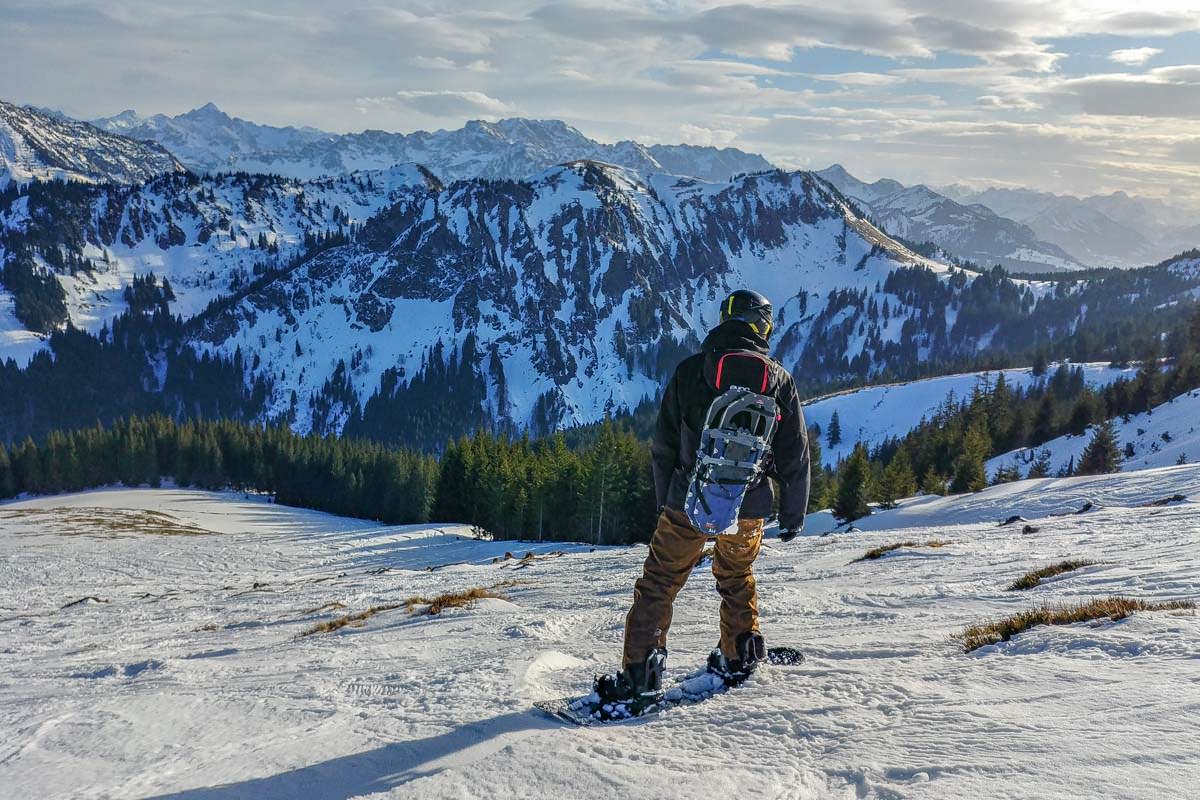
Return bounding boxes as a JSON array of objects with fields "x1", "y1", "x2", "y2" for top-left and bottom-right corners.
[{"x1": 623, "y1": 507, "x2": 764, "y2": 667}]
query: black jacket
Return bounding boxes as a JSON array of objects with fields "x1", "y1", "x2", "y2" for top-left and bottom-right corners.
[{"x1": 651, "y1": 321, "x2": 810, "y2": 530}]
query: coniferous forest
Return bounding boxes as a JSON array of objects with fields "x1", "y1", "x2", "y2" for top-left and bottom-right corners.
[
  {"x1": 0, "y1": 415, "x2": 656, "y2": 545},
  {"x1": 3, "y1": 275, "x2": 1199, "y2": 538},
  {"x1": 818, "y1": 307, "x2": 1200, "y2": 521}
]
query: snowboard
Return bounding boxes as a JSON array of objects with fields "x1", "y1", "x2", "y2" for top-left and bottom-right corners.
[{"x1": 534, "y1": 646, "x2": 804, "y2": 727}]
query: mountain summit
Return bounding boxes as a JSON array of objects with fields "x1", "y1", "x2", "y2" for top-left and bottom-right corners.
[
  {"x1": 90, "y1": 105, "x2": 774, "y2": 182},
  {"x1": 0, "y1": 100, "x2": 184, "y2": 185},
  {"x1": 816, "y1": 164, "x2": 1085, "y2": 273}
]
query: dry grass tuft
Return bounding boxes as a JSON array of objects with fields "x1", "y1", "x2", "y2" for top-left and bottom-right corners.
[
  {"x1": 1007, "y1": 560, "x2": 1097, "y2": 591},
  {"x1": 301, "y1": 603, "x2": 407, "y2": 636},
  {"x1": 959, "y1": 597, "x2": 1195, "y2": 652},
  {"x1": 301, "y1": 583, "x2": 515, "y2": 636},
  {"x1": 851, "y1": 540, "x2": 952, "y2": 564},
  {"x1": 404, "y1": 586, "x2": 509, "y2": 616}
]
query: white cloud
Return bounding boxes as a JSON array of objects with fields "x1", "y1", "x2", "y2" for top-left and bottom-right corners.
[
  {"x1": 1062, "y1": 65, "x2": 1200, "y2": 118},
  {"x1": 356, "y1": 90, "x2": 513, "y2": 119},
  {"x1": 1109, "y1": 47, "x2": 1164, "y2": 65},
  {"x1": 412, "y1": 56, "x2": 495, "y2": 72},
  {"x1": 677, "y1": 123, "x2": 738, "y2": 147},
  {"x1": 4, "y1": 0, "x2": 1200, "y2": 204},
  {"x1": 809, "y1": 72, "x2": 904, "y2": 87}
]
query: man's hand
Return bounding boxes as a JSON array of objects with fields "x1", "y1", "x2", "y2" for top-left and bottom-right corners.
[{"x1": 778, "y1": 527, "x2": 800, "y2": 543}]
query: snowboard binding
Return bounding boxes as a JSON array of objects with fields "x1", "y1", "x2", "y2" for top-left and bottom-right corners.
[
  {"x1": 706, "y1": 632, "x2": 766, "y2": 687},
  {"x1": 591, "y1": 648, "x2": 667, "y2": 721}
]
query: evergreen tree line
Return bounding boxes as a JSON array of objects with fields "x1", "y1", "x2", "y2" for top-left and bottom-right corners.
[
  {"x1": 815, "y1": 307, "x2": 1200, "y2": 521},
  {"x1": 0, "y1": 415, "x2": 657, "y2": 545},
  {"x1": 0, "y1": 305, "x2": 269, "y2": 446}
]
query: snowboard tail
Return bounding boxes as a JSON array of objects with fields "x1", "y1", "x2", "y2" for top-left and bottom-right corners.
[{"x1": 534, "y1": 646, "x2": 803, "y2": 727}]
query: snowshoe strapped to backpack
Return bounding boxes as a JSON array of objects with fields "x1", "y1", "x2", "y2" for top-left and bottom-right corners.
[{"x1": 684, "y1": 351, "x2": 779, "y2": 535}]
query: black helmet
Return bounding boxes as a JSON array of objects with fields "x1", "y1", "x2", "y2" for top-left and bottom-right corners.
[{"x1": 719, "y1": 289, "x2": 773, "y2": 339}]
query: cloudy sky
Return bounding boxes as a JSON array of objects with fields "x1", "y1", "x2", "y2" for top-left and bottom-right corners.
[{"x1": 4, "y1": 1, "x2": 1200, "y2": 205}]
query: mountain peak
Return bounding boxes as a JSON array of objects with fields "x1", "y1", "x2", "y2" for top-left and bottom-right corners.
[{"x1": 180, "y1": 102, "x2": 229, "y2": 121}]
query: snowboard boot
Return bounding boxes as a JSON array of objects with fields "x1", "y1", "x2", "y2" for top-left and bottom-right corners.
[
  {"x1": 707, "y1": 632, "x2": 766, "y2": 687},
  {"x1": 592, "y1": 648, "x2": 667, "y2": 718}
]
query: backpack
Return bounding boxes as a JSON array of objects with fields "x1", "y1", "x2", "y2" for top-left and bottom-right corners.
[{"x1": 684, "y1": 351, "x2": 779, "y2": 535}]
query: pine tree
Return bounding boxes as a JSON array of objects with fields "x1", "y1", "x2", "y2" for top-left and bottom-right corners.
[
  {"x1": 1032, "y1": 394, "x2": 1056, "y2": 444},
  {"x1": 0, "y1": 446, "x2": 14, "y2": 499},
  {"x1": 876, "y1": 447, "x2": 916, "y2": 509},
  {"x1": 834, "y1": 443, "x2": 872, "y2": 522},
  {"x1": 827, "y1": 411, "x2": 842, "y2": 448},
  {"x1": 951, "y1": 416, "x2": 991, "y2": 493},
  {"x1": 992, "y1": 461, "x2": 1023, "y2": 484},
  {"x1": 1066, "y1": 393, "x2": 1101, "y2": 436},
  {"x1": 1078, "y1": 420, "x2": 1122, "y2": 475},
  {"x1": 1026, "y1": 449, "x2": 1052, "y2": 479},
  {"x1": 806, "y1": 427, "x2": 827, "y2": 513},
  {"x1": 1032, "y1": 350, "x2": 1049, "y2": 377},
  {"x1": 920, "y1": 469, "x2": 948, "y2": 496},
  {"x1": 13, "y1": 438, "x2": 43, "y2": 494}
]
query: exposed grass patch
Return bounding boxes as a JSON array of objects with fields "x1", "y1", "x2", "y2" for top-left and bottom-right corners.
[
  {"x1": 1, "y1": 507, "x2": 212, "y2": 537},
  {"x1": 301, "y1": 603, "x2": 407, "y2": 636},
  {"x1": 851, "y1": 539, "x2": 952, "y2": 564},
  {"x1": 960, "y1": 597, "x2": 1195, "y2": 652},
  {"x1": 1007, "y1": 560, "x2": 1097, "y2": 591},
  {"x1": 300, "y1": 583, "x2": 515, "y2": 636},
  {"x1": 404, "y1": 586, "x2": 510, "y2": 616}
]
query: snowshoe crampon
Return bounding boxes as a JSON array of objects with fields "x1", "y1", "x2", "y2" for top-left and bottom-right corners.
[
  {"x1": 684, "y1": 386, "x2": 778, "y2": 536},
  {"x1": 534, "y1": 646, "x2": 804, "y2": 726}
]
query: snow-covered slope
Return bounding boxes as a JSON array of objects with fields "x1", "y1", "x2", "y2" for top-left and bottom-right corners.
[
  {"x1": 804, "y1": 363, "x2": 1140, "y2": 466},
  {"x1": 817, "y1": 164, "x2": 1086, "y2": 272},
  {"x1": 91, "y1": 105, "x2": 774, "y2": 183},
  {"x1": 989, "y1": 388, "x2": 1200, "y2": 479},
  {"x1": 0, "y1": 165, "x2": 437, "y2": 363},
  {"x1": 0, "y1": 101, "x2": 184, "y2": 186},
  {"x1": 6, "y1": 156, "x2": 1199, "y2": 439},
  {"x1": 3, "y1": 469, "x2": 1198, "y2": 798},
  {"x1": 187, "y1": 163, "x2": 964, "y2": 433}
]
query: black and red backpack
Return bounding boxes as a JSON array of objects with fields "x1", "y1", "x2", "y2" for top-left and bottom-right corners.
[{"x1": 685, "y1": 350, "x2": 780, "y2": 534}]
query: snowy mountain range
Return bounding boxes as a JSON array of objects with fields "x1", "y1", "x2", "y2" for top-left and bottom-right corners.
[
  {"x1": 6, "y1": 153, "x2": 1200, "y2": 440},
  {"x1": 937, "y1": 184, "x2": 1200, "y2": 269},
  {"x1": 189, "y1": 162, "x2": 947, "y2": 434},
  {"x1": 90, "y1": 103, "x2": 773, "y2": 183},
  {"x1": 816, "y1": 164, "x2": 1086, "y2": 273},
  {"x1": 0, "y1": 101, "x2": 184, "y2": 186},
  {"x1": 0, "y1": 164, "x2": 437, "y2": 364}
]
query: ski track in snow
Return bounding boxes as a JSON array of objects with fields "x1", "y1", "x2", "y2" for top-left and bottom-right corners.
[{"x1": 1, "y1": 474, "x2": 1198, "y2": 799}]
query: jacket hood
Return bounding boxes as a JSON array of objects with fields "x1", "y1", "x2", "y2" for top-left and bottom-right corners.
[{"x1": 701, "y1": 320, "x2": 770, "y2": 355}]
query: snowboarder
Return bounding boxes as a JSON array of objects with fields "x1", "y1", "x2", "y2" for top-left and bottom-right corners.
[{"x1": 594, "y1": 289, "x2": 811, "y2": 711}]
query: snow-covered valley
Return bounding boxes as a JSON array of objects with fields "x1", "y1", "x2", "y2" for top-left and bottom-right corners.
[{"x1": 3, "y1": 471, "x2": 1198, "y2": 799}]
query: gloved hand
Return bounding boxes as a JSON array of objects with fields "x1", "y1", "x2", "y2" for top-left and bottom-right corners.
[{"x1": 778, "y1": 527, "x2": 800, "y2": 543}]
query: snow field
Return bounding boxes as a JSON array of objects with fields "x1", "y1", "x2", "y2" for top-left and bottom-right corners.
[{"x1": 1, "y1": 471, "x2": 1198, "y2": 799}]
